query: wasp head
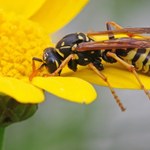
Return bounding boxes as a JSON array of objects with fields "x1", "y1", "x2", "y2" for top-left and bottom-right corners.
[{"x1": 43, "y1": 47, "x2": 62, "y2": 74}]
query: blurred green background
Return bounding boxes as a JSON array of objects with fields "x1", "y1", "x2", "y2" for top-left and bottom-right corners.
[{"x1": 4, "y1": 0, "x2": 150, "y2": 150}]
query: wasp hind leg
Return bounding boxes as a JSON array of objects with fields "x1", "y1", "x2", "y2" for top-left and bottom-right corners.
[
  {"x1": 105, "y1": 21, "x2": 130, "y2": 41},
  {"x1": 106, "y1": 21, "x2": 123, "y2": 30},
  {"x1": 106, "y1": 21, "x2": 147, "y2": 39},
  {"x1": 106, "y1": 21, "x2": 123, "y2": 40},
  {"x1": 107, "y1": 51, "x2": 150, "y2": 100},
  {"x1": 88, "y1": 63, "x2": 126, "y2": 111}
]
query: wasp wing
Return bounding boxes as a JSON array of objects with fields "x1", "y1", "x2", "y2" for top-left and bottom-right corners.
[
  {"x1": 87, "y1": 28, "x2": 150, "y2": 36},
  {"x1": 77, "y1": 38, "x2": 150, "y2": 51}
]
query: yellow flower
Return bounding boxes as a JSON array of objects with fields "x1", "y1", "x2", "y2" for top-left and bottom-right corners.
[
  {"x1": 0, "y1": 0, "x2": 98, "y2": 126},
  {"x1": 0, "y1": 0, "x2": 89, "y2": 34},
  {"x1": 0, "y1": 0, "x2": 97, "y2": 104}
]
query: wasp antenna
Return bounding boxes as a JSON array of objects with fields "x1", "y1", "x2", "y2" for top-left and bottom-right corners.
[
  {"x1": 29, "y1": 63, "x2": 46, "y2": 81},
  {"x1": 29, "y1": 70, "x2": 38, "y2": 81},
  {"x1": 88, "y1": 63, "x2": 126, "y2": 111}
]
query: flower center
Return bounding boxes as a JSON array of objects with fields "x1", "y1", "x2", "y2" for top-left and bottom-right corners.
[{"x1": 0, "y1": 11, "x2": 52, "y2": 79}]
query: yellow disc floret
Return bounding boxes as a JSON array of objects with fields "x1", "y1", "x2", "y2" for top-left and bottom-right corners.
[{"x1": 0, "y1": 10, "x2": 51, "y2": 79}]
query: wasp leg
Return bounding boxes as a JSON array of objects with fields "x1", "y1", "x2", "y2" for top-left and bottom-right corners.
[
  {"x1": 106, "y1": 21, "x2": 123, "y2": 30},
  {"x1": 106, "y1": 21, "x2": 123, "y2": 40},
  {"x1": 106, "y1": 21, "x2": 149, "y2": 39},
  {"x1": 106, "y1": 21, "x2": 148, "y2": 39},
  {"x1": 51, "y1": 54, "x2": 75, "y2": 76},
  {"x1": 107, "y1": 51, "x2": 150, "y2": 100},
  {"x1": 88, "y1": 63, "x2": 126, "y2": 111},
  {"x1": 106, "y1": 21, "x2": 136, "y2": 39},
  {"x1": 29, "y1": 57, "x2": 45, "y2": 81}
]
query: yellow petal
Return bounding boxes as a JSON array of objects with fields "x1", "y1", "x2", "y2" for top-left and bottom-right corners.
[
  {"x1": 31, "y1": 76, "x2": 97, "y2": 104},
  {"x1": 0, "y1": 0, "x2": 46, "y2": 18},
  {"x1": 30, "y1": 0, "x2": 88, "y2": 33},
  {"x1": 64, "y1": 64, "x2": 150, "y2": 90},
  {"x1": 0, "y1": 77, "x2": 44, "y2": 103}
]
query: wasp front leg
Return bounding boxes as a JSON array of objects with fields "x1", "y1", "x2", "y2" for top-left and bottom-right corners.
[
  {"x1": 51, "y1": 54, "x2": 76, "y2": 76},
  {"x1": 107, "y1": 51, "x2": 150, "y2": 100}
]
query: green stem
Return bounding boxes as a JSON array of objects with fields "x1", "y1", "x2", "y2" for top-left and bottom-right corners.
[{"x1": 0, "y1": 127, "x2": 5, "y2": 150}]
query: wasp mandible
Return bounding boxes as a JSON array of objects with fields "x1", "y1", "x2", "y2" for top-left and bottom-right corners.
[{"x1": 29, "y1": 21, "x2": 150, "y2": 111}]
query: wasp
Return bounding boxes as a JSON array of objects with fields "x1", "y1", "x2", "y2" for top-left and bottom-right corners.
[{"x1": 29, "y1": 21, "x2": 150, "y2": 111}]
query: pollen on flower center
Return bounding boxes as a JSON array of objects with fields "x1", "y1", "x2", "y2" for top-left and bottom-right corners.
[{"x1": 0, "y1": 11, "x2": 52, "y2": 79}]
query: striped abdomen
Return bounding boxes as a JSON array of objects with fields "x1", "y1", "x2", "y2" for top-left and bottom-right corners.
[{"x1": 120, "y1": 48, "x2": 150, "y2": 73}]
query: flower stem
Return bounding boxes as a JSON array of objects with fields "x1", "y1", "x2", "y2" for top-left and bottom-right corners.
[{"x1": 0, "y1": 127, "x2": 5, "y2": 150}]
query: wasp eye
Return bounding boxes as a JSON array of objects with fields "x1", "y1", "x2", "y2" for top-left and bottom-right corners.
[{"x1": 43, "y1": 52, "x2": 49, "y2": 61}]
